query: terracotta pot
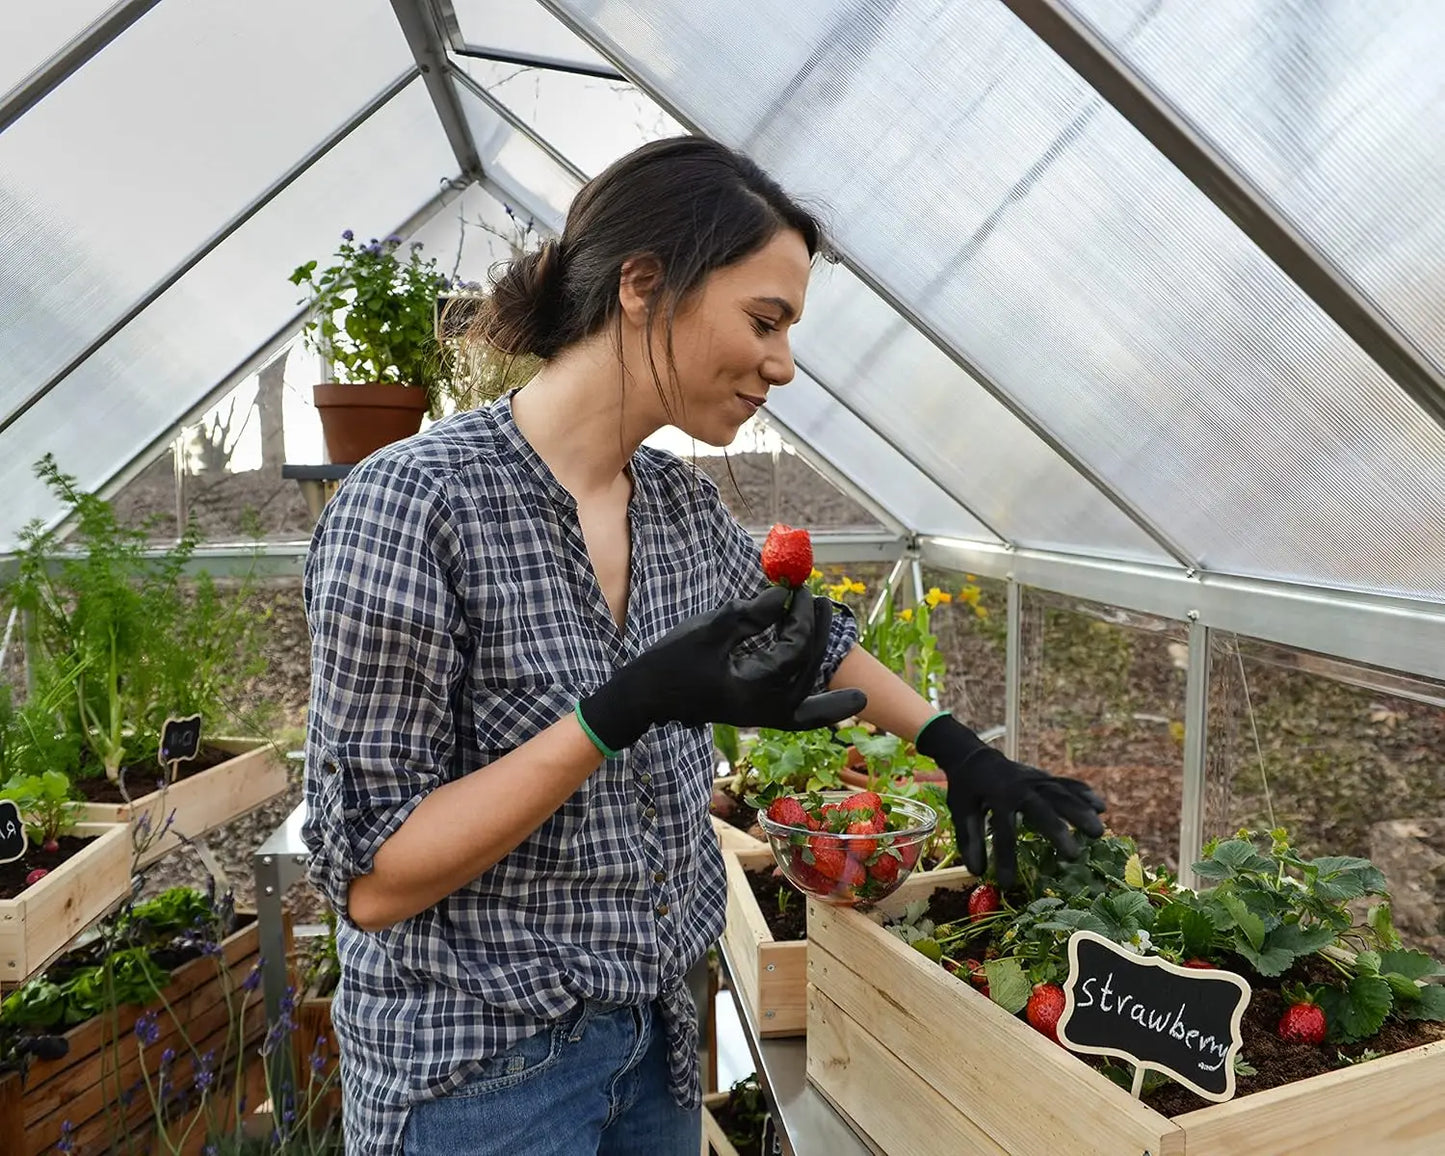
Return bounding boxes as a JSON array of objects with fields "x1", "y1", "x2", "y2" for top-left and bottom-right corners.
[
  {"x1": 838, "y1": 765, "x2": 947, "y2": 789},
  {"x1": 313, "y1": 382, "x2": 428, "y2": 464}
]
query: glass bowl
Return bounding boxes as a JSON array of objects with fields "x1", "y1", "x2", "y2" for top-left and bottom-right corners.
[{"x1": 756, "y1": 791, "x2": 938, "y2": 906}]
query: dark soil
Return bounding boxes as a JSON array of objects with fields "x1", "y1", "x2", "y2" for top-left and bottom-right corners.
[
  {"x1": 915, "y1": 887, "x2": 1445, "y2": 1117},
  {"x1": 713, "y1": 796, "x2": 761, "y2": 840},
  {"x1": 0, "y1": 834, "x2": 98, "y2": 899},
  {"x1": 72, "y1": 744, "x2": 235, "y2": 804},
  {"x1": 746, "y1": 867, "x2": 808, "y2": 942}
]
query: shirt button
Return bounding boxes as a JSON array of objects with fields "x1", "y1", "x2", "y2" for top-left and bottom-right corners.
[
  {"x1": 643, "y1": 806, "x2": 657, "y2": 820},
  {"x1": 653, "y1": 870, "x2": 666, "y2": 883},
  {"x1": 656, "y1": 903, "x2": 669, "y2": 917},
  {"x1": 640, "y1": 772, "x2": 652, "y2": 784}
]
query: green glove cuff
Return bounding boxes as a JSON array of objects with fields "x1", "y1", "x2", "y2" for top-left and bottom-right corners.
[
  {"x1": 574, "y1": 702, "x2": 623, "y2": 760},
  {"x1": 914, "y1": 709, "x2": 952, "y2": 747}
]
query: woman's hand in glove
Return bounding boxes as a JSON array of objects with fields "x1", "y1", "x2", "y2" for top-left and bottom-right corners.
[
  {"x1": 575, "y1": 586, "x2": 865, "y2": 755},
  {"x1": 915, "y1": 712, "x2": 1107, "y2": 888}
]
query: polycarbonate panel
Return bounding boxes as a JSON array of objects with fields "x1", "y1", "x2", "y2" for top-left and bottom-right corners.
[
  {"x1": 763, "y1": 369, "x2": 998, "y2": 541},
  {"x1": 0, "y1": 80, "x2": 455, "y2": 550},
  {"x1": 453, "y1": 0, "x2": 612, "y2": 71},
  {"x1": 456, "y1": 56, "x2": 681, "y2": 177},
  {"x1": 0, "y1": 0, "x2": 117, "y2": 95},
  {"x1": 552, "y1": 0, "x2": 1445, "y2": 600},
  {"x1": 798, "y1": 261, "x2": 1169, "y2": 561},
  {"x1": 1070, "y1": 0, "x2": 1445, "y2": 371},
  {"x1": 453, "y1": 79, "x2": 582, "y2": 225},
  {"x1": 0, "y1": 0, "x2": 411, "y2": 419}
]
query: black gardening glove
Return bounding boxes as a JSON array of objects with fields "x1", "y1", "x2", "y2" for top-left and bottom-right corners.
[
  {"x1": 576, "y1": 586, "x2": 865, "y2": 755},
  {"x1": 916, "y1": 713, "x2": 1107, "y2": 888}
]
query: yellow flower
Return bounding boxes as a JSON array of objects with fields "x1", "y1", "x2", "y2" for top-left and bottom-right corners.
[
  {"x1": 958, "y1": 585, "x2": 981, "y2": 606},
  {"x1": 974, "y1": 605, "x2": 989, "y2": 620},
  {"x1": 809, "y1": 568, "x2": 823, "y2": 582},
  {"x1": 924, "y1": 586, "x2": 952, "y2": 608},
  {"x1": 1169, "y1": 720, "x2": 1186, "y2": 744},
  {"x1": 847, "y1": 579, "x2": 866, "y2": 594},
  {"x1": 898, "y1": 607, "x2": 914, "y2": 622},
  {"x1": 965, "y1": 573, "x2": 977, "y2": 582}
]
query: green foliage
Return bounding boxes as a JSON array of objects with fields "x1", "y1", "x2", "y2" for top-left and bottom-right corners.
[
  {"x1": 742, "y1": 727, "x2": 847, "y2": 795},
  {"x1": 291, "y1": 232, "x2": 452, "y2": 414},
  {"x1": 1, "y1": 456, "x2": 270, "y2": 783},
  {"x1": 0, "y1": 768, "x2": 80, "y2": 845}
]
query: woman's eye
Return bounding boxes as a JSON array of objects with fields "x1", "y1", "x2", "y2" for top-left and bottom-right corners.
[{"x1": 751, "y1": 316, "x2": 778, "y2": 336}]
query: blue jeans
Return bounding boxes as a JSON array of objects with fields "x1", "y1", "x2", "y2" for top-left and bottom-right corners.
[{"x1": 403, "y1": 999, "x2": 701, "y2": 1155}]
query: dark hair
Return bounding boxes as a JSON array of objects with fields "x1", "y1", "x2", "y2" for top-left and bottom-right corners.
[{"x1": 471, "y1": 136, "x2": 822, "y2": 370}]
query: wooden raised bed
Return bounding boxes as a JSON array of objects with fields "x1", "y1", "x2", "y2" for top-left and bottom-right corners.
[
  {"x1": 293, "y1": 967, "x2": 342, "y2": 1121},
  {"x1": 79, "y1": 738, "x2": 288, "y2": 867},
  {"x1": 806, "y1": 875, "x2": 1445, "y2": 1156},
  {"x1": 702, "y1": 1090, "x2": 743, "y2": 1156},
  {"x1": 0, "y1": 917, "x2": 266, "y2": 1156},
  {"x1": 0, "y1": 821, "x2": 132, "y2": 985},
  {"x1": 712, "y1": 813, "x2": 766, "y2": 854},
  {"x1": 723, "y1": 847, "x2": 971, "y2": 1038}
]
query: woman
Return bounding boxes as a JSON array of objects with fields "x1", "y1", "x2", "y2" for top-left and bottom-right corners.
[{"x1": 302, "y1": 135, "x2": 1104, "y2": 1156}]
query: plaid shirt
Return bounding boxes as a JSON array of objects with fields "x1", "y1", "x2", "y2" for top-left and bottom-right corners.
[{"x1": 301, "y1": 393, "x2": 857, "y2": 1156}]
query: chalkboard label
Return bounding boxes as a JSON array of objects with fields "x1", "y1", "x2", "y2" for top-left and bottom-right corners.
[
  {"x1": 0, "y1": 799, "x2": 27, "y2": 865},
  {"x1": 1057, "y1": 930, "x2": 1251, "y2": 1102},
  {"x1": 159, "y1": 714, "x2": 203, "y2": 766}
]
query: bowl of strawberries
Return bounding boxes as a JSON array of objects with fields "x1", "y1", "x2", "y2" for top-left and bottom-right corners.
[{"x1": 755, "y1": 789, "x2": 937, "y2": 906}]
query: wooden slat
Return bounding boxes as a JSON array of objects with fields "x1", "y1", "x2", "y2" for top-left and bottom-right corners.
[
  {"x1": 79, "y1": 740, "x2": 289, "y2": 867},
  {"x1": 722, "y1": 848, "x2": 777, "y2": 1031},
  {"x1": 0, "y1": 822, "x2": 133, "y2": 983},
  {"x1": 807, "y1": 985, "x2": 1001, "y2": 1156},
  {"x1": 702, "y1": 1091, "x2": 743, "y2": 1156},
  {"x1": 808, "y1": 879, "x2": 1184, "y2": 1156},
  {"x1": 755, "y1": 940, "x2": 808, "y2": 1037},
  {"x1": 712, "y1": 813, "x2": 767, "y2": 854},
  {"x1": 1174, "y1": 1038, "x2": 1445, "y2": 1155}
]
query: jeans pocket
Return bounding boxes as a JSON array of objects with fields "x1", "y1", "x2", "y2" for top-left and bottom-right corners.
[{"x1": 448, "y1": 1014, "x2": 576, "y2": 1099}]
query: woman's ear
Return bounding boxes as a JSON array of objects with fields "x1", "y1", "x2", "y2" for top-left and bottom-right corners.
[{"x1": 618, "y1": 255, "x2": 664, "y2": 328}]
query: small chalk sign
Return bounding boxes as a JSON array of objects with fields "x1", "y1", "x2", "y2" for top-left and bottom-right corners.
[
  {"x1": 0, "y1": 799, "x2": 27, "y2": 865},
  {"x1": 1057, "y1": 930, "x2": 1251, "y2": 1102},
  {"x1": 158, "y1": 714, "x2": 203, "y2": 767}
]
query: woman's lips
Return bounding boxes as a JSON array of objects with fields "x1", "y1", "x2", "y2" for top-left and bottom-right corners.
[{"x1": 738, "y1": 393, "x2": 766, "y2": 413}]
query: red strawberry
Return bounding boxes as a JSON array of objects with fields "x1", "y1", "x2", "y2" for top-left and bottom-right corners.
[
  {"x1": 1277, "y1": 1001, "x2": 1327, "y2": 1045},
  {"x1": 1026, "y1": 983, "x2": 1066, "y2": 1044},
  {"x1": 842, "y1": 790, "x2": 883, "y2": 815},
  {"x1": 789, "y1": 849, "x2": 833, "y2": 892},
  {"x1": 837, "y1": 855, "x2": 867, "y2": 889},
  {"x1": 765, "y1": 796, "x2": 809, "y2": 829},
  {"x1": 844, "y1": 821, "x2": 878, "y2": 859},
  {"x1": 809, "y1": 839, "x2": 848, "y2": 882},
  {"x1": 963, "y1": 958, "x2": 989, "y2": 997},
  {"x1": 760, "y1": 524, "x2": 813, "y2": 589},
  {"x1": 967, "y1": 883, "x2": 1001, "y2": 922},
  {"x1": 1182, "y1": 958, "x2": 1216, "y2": 970},
  {"x1": 897, "y1": 841, "x2": 921, "y2": 870},
  {"x1": 868, "y1": 853, "x2": 900, "y2": 885}
]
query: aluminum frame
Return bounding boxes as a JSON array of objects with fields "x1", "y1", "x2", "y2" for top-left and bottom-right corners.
[
  {"x1": 1178, "y1": 618, "x2": 1211, "y2": 889},
  {"x1": 0, "y1": 0, "x2": 163, "y2": 134},
  {"x1": 0, "y1": 67, "x2": 421, "y2": 440},
  {"x1": 454, "y1": 43, "x2": 623, "y2": 80},
  {"x1": 528, "y1": 0, "x2": 1200, "y2": 568},
  {"x1": 921, "y1": 536, "x2": 1445, "y2": 684},
  {"x1": 390, "y1": 0, "x2": 484, "y2": 180},
  {"x1": 1002, "y1": 0, "x2": 1445, "y2": 435}
]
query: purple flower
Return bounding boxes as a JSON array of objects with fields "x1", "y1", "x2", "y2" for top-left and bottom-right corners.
[
  {"x1": 341, "y1": 229, "x2": 354, "y2": 241},
  {"x1": 57, "y1": 1119, "x2": 75, "y2": 1154},
  {"x1": 160, "y1": 1047, "x2": 175, "y2": 1068},
  {"x1": 241, "y1": 962, "x2": 263, "y2": 993},
  {"x1": 385, "y1": 234, "x2": 402, "y2": 245},
  {"x1": 134, "y1": 1012, "x2": 160, "y2": 1047},
  {"x1": 194, "y1": 1050, "x2": 215, "y2": 1092}
]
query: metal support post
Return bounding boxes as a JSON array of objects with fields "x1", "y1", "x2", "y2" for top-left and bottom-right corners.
[
  {"x1": 1179, "y1": 617, "x2": 1213, "y2": 889},
  {"x1": 866, "y1": 557, "x2": 908, "y2": 626},
  {"x1": 254, "y1": 803, "x2": 313, "y2": 1120},
  {"x1": 1005, "y1": 579, "x2": 1022, "y2": 760}
]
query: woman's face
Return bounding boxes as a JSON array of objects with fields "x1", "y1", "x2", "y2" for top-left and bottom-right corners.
[{"x1": 647, "y1": 228, "x2": 812, "y2": 447}]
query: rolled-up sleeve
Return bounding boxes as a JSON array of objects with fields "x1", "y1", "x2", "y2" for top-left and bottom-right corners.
[
  {"x1": 300, "y1": 457, "x2": 469, "y2": 921},
  {"x1": 700, "y1": 472, "x2": 858, "y2": 692}
]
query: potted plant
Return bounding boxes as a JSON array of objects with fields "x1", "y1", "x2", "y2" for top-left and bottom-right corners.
[{"x1": 290, "y1": 231, "x2": 453, "y2": 464}]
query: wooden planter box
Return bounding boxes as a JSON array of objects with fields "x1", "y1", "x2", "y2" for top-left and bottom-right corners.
[
  {"x1": 293, "y1": 970, "x2": 342, "y2": 1120},
  {"x1": 0, "y1": 821, "x2": 132, "y2": 985},
  {"x1": 712, "y1": 813, "x2": 766, "y2": 854},
  {"x1": 80, "y1": 738, "x2": 288, "y2": 867},
  {"x1": 723, "y1": 847, "x2": 971, "y2": 1038},
  {"x1": 806, "y1": 874, "x2": 1445, "y2": 1156},
  {"x1": 702, "y1": 1090, "x2": 743, "y2": 1156},
  {"x1": 0, "y1": 918, "x2": 266, "y2": 1156}
]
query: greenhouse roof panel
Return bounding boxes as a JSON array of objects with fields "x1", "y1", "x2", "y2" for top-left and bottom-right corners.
[
  {"x1": 0, "y1": 0, "x2": 122, "y2": 98},
  {"x1": 0, "y1": 78, "x2": 457, "y2": 550},
  {"x1": 546, "y1": 0, "x2": 1445, "y2": 600},
  {"x1": 452, "y1": 0, "x2": 613, "y2": 73}
]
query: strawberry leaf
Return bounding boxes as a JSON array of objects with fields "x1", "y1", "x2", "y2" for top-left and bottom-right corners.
[
  {"x1": 1400, "y1": 983, "x2": 1445, "y2": 1022},
  {"x1": 1179, "y1": 907, "x2": 1218, "y2": 958},
  {"x1": 983, "y1": 958, "x2": 1030, "y2": 1014},
  {"x1": 1265, "y1": 921, "x2": 1338, "y2": 959},
  {"x1": 911, "y1": 938, "x2": 943, "y2": 963},
  {"x1": 1385, "y1": 973, "x2": 1423, "y2": 1004},
  {"x1": 1378, "y1": 949, "x2": 1444, "y2": 981},
  {"x1": 1318, "y1": 976, "x2": 1393, "y2": 1043},
  {"x1": 1233, "y1": 940, "x2": 1294, "y2": 977},
  {"x1": 1124, "y1": 853, "x2": 1145, "y2": 888}
]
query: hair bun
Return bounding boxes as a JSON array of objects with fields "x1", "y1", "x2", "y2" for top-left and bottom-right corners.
[{"x1": 474, "y1": 238, "x2": 566, "y2": 358}]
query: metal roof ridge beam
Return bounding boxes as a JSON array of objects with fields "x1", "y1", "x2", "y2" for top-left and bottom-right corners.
[
  {"x1": 454, "y1": 44, "x2": 624, "y2": 81},
  {"x1": 526, "y1": 0, "x2": 1199, "y2": 568},
  {"x1": 390, "y1": 0, "x2": 483, "y2": 180},
  {"x1": 0, "y1": 0, "x2": 163, "y2": 134},
  {"x1": 0, "y1": 67, "x2": 420, "y2": 441},
  {"x1": 450, "y1": 66, "x2": 589, "y2": 184},
  {"x1": 1000, "y1": 0, "x2": 1445, "y2": 433}
]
